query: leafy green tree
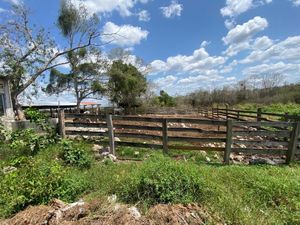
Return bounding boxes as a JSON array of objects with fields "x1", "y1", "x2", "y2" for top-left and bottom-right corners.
[
  {"x1": 45, "y1": 0, "x2": 107, "y2": 110},
  {"x1": 158, "y1": 90, "x2": 176, "y2": 107},
  {"x1": 108, "y1": 60, "x2": 147, "y2": 114},
  {"x1": 46, "y1": 48, "x2": 106, "y2": 110}
]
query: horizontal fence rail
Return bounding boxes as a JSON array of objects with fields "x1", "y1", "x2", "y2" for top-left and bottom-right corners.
[
  {"x1": 59, "y1": 110, "x2": 300, "y2": 164},
  {"x1": 212, "y1": 107, "x2": 300, "y2": 122}
]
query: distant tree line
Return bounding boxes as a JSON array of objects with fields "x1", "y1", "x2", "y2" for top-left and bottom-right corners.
[{"x1": 176, "y1": 74, "x2": 300, "y2": 108}]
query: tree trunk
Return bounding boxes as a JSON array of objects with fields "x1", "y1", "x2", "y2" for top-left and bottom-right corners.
[
  {"x1": 76, "y1": 98, "x2": 82, "y2": 113},
  {"x1": 12, "y1": 94, "x2": 26, "y2": 120}
]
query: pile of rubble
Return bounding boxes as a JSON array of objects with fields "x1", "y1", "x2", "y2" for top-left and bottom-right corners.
[{"x1": 1, "y1": 197, "x2": 220, "y2": 225}]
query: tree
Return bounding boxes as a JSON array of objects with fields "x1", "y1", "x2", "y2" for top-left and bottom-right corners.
[
  {"x1": 45, "y1": 0, "x2": 107, "y2": 110},
  {"x1": 46, "y1": 48, "x2": 106, "y2": 110},
  {"x1": 158, "y1": 90, "x2": 176, "y2": 107},
  {"x1": 0, "y1": 3, "x2": 102, "y2": 119},
  {"x1": 108, "y1": 47, "x2": 150, "y2": 75},
  {"x1": 108, "y1": 60, "x2": 147, "y2": 114}
]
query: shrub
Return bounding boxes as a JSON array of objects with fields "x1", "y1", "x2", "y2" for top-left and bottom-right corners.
[
  {"x1": 0, "y1": 123, "x2": 10, "y2": 143},
  {"x1": 60, "y1": 140, "x2": 92, "y2": 169},
  {"x1": 113, "y1": 156, "x2": 203, "y2": 206},
  {"x1": 0, "y1": 158, "x2": 88, "y2": 217},
  {"x1": 24, "y1": 107, "x2": 47, "y2": 124},
  {"x1": 9, "y1": 128, "x2": 56, "y2": 156}
]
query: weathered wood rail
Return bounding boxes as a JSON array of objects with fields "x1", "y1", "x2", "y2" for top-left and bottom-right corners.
[
  {"x1": 212, "y1": 107, "x2": 300, "y2": 122},
  {"x1": 58, "y1": 110, "x2": 300, "y2": 164}
]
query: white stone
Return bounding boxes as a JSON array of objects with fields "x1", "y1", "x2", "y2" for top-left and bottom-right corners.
[
  {"x1": 108, "y1": 194, "x2": 117, "y2": 203},
  {"x1": 205, "y1": 157, "x2": 211, "y2": 162},
  {"x1": 108, "y1": 154, "x2": 117, "y2": 162},
  {"x1": 114, "y1": 137, "x2": 121, "y2": 142},
  {"x1": 129, "y1": 207, "x2": 141, "y2": 219}
]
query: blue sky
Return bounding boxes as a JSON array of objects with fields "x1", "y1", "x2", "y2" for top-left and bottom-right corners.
[{"x1": 1, "y1": 0, "x2": 300, "y2": 104}]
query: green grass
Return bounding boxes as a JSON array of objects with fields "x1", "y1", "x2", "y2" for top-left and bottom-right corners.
[
  {"x1": 1, "y1": 141, "x2": 300, "y2": 224},
  {"x1": 237, "y1": 103, "x2": 300, "y2": 115}
]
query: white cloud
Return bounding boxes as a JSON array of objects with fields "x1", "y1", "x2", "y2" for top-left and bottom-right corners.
[
  {"x1": 224, "y1": 19, "x2": 236, "y2": 29},
  {"x1": 137, "y1": 10, "x2": 150, "y2": 22},
  {"x1": 223, "y1": 41, "x2": 250, "y2": 57},
  {"x1": 240, "y1": 36, "x2": 300, "y2": 64},
  {"x1": 222, "y1": 17, "x2": 268, "y2": 57},
  {"x1": 200, "y1": 41, "x2": 210, "y2": 48},
  {"x1": 150, "y1": 46, "x2": 229, "y2": 95},
  {"x1": 151, "y1": 47, "x2": 226, "y2": 74},
  {"x1": 220, "y1": 0, "x2": 272, "y2": 17},
  {"x1": 177, "y1": 70, "x2": 223, "y2": 85},
  {"x1": 290, "y1": 0, "x2": 300, "y2": 6},
  {"x1": 101, "y1": 22, "x2": 149, "y2": 47},
  {"x1": 73, "y1": 0, "x2": 148, "y2": 17},
  {"x1": 154, "y1": 75, "x2": 177, "y2": 88},
  {"x1": 223, "y1": 16, "x2": 268, "y2": 45},
  {"x1": 243, "y1": 62, "x2": 300, "y2": 79},
  {"x1": 253, "y1": 36, "x2": 273, "y2": 50},
  {"x1": 0, "y1": 8, "x2": 6, "y2": 13},
  {"x1": 160, "y1": 1, "x2": 183, "y2": 18},
  {"x1": 221, "y1": 0, "x2": 253, "y2": 17}
]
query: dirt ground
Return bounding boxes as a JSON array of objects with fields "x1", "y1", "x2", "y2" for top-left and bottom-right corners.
[{"x1": 0, "y1": 199, "x2": 221, "y2": 225}]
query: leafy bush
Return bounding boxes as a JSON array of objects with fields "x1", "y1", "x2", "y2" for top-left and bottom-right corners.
[
  {"x1": 0, "y1": 123, "x2": 10, "y2": 143},
  {"x1": 9, "y1": 128, "x2": 56, "y2": 156},
  {"x1": 24, "y1": 107, "x2": 47, "y2": 124},
  {"x1": 113, "y1": 156, "x2": 203, "y2": 206},
  {"x1": 60, "y1": 140, "x2": 92, "y2": 169},
  {"x1": 0, "y1": 158, "x2": 88, "y2": 217}
]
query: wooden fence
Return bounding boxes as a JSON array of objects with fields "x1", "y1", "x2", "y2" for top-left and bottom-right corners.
[
  {"x1": 58, "y1": 110, "x2": 300, "y2": 164},
  {"x1": 212, "y1": 107, "x2": 300, "y2": 122}
]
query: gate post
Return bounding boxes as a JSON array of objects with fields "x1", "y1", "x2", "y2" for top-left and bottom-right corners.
[
  {"x1": 257, "y1": 108, "x2": 262, "y2": 122},
  {"x1": 106, "y1": 114, "x2": 115, "y2": 156},
  {"x1": 286, "y1": 122, "x2": 300, "y2": 164},
  {"x1": 58, "y1": 109, "x2": 65, "y2": 138},
  {"x1": 162, "y1": 119, "x2": 168, "y2": 154},
  {"x1": 224, "y1": 120, "x2": 233, "y2": 164}
]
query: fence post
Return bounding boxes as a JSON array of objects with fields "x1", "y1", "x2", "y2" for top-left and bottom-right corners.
[
  {"x1": 58, "y1": 109, "x2": 65, "y2": 138},
  {"x1": 106, "y1": 114, "x2": 115, "y2": 156},
  {"x1": 216, "y1": 106, "x2": 219, "y2": 119},
  {"x1": 286, "y1": 122, "x2": 300, "y2": 164},
  {"x1": 284, "y1": 112, "x2": 289, "y2": 122},
  {"x1": 224, "y1": 120, "x2": 233, "y2": 164},
  {"x1": 257, "y1": 108, "x2": 262, "y2": 122},
  {"x1": 225, "y1": 104, "x2": 229, "y2": 120},
  {"x1": 237, "y1": 111, "x2": 240, "y2": 120},
  {"x1": 162, "y1": 119, "x2": 168, "y2": 154}
]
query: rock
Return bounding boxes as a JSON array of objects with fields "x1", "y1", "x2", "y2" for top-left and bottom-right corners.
[
  {"x1": 234, "y1": 155, "x2": 244, "y2": 162},
  {"x1": 249, "y1": 157, "x2": 276, "y2": 165},
  {"x1": 108, "y1": 194, "x2": 117, "y2": 203},
  {"x1": 129, "y1": 207, "x2": 141, "y2": 219},
  {"x1": 92, "y1": 144, "x2": 103, "y2": 153},
  {"x1": 2, "y1": 166, "x2": 17, "y2": 174},
  {"x1": 108, "y1": 154, "x2": 117, "y2": 162},
  {"x1": 101, "y1": 146, "x2": 110, "y2": 153},
  {"x1": 205, "y1": 157, "x2": 211, "y2": 162},
  {"x1": 114, "y1": 137, "x2": 121, "y2": 142},
  {"x1": 101, "y1": 152, "x2": 110, "y2": 157},
  {"x1": 213, "y1": 154, "x2": 219, "y2": 159},
  {"x1": 62, "y1": 199, "x2": 85, "y2": 212},
  {"x1": 134, "y1": 151, "x2": 140, "y2": 156},
  {"x1": 94, "y1": 153, "x2": 103, "y2": 160},
  {"x1": 200, "y1": 151, "x2": 207, "y2": 156}
]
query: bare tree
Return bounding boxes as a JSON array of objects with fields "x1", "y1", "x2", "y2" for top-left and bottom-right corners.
[
  {"x1": 261, "y1": 73, "x2": 285, "y2": 89},
  {"x1": 0, "y1": 3, "x2": 103, "y2": 119}
]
